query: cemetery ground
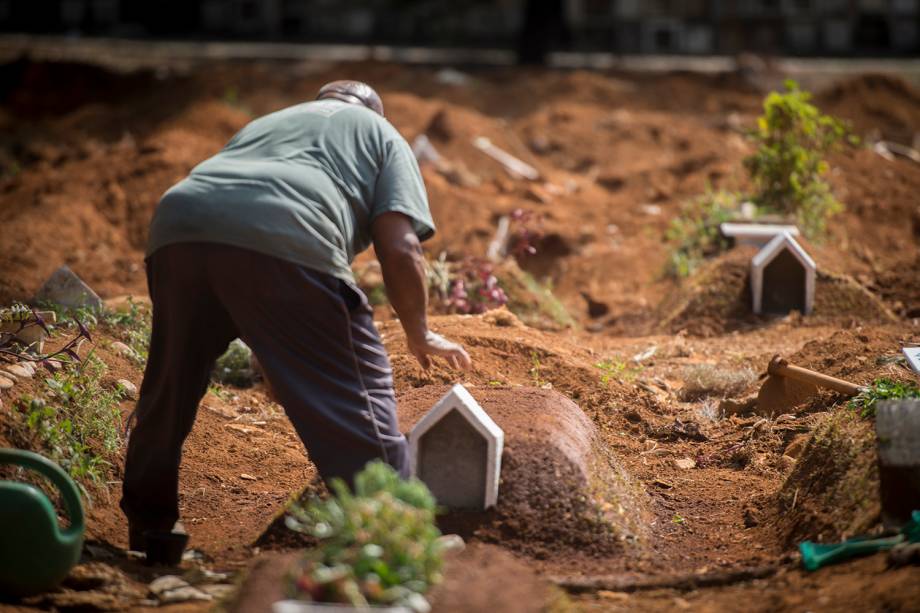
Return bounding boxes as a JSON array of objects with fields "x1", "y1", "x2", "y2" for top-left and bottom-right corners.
[{"x1": 1, "y1": 52, "x2": 920, "y2": 611}]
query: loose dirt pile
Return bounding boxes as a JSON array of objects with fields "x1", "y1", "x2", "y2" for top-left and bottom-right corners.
[{"x1": 399, "y1": 385, "x2": 648, "y2": 558}]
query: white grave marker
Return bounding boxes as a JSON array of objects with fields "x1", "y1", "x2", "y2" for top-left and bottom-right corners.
[
  {"x1": 720, "y1": 222, "x2": 800, "y2": 248},
  {"x1": 750, "y1": 232, "x2": 816, "y2": 316},
  {"x1": 409, "y1": 384, "x2": 503, "y2": 509},
  {"x1": 903, "y1": 347, "x2": 920, "y2": 376}
]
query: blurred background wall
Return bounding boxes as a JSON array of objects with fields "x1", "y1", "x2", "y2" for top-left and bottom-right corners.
[{"x1": 0, "y1": 0, "x2": 917, "y2": 57}]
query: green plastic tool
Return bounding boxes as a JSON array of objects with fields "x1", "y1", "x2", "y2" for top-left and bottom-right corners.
[
  {"x1": 799, "y1": 510, "x2": 920, "y2": 571},
  {"x1": 0, "y1": 448, "x2": 85, "y2": 597}
]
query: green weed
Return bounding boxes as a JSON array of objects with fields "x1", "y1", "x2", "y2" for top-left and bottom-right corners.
[
  {"x1": 595, "y1": 357, "x2": 642, "y2": 386},
  {"x1": 848, "y1": 378, "x2": 920, "y2": 419},
  {"x1": 665, "y1": 189, "x2": 740, "y2": 278},
  {"x1": 529, "y1": 351, "x2": 547, "y2": 387},
  {"x1": 15, "y1": 352, "x2": 124, "y2": 485}
]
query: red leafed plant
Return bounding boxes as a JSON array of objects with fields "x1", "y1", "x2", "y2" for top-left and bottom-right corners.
[
  {"x1": 446, "y1": 259, "x2": 508, "y2": 315},
  {"x1": 509, "y1": 207, "x2": 543, "y2": 258},
  {"x1": 0, "y1": 304, "x2": 92, "y2": 370}
]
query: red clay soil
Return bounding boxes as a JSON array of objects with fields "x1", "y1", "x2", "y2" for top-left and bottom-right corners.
[{"x1": 2, "y1": 55, "x2": 920, "y2": 611}]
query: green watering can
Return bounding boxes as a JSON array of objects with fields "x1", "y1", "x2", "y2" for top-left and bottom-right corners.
[
  {"x1": 799, "y1": 510, "x2": 920, "y2": 571},
  {"x1": 0, "y1": 448, "x2": 84, "y2": 597}
]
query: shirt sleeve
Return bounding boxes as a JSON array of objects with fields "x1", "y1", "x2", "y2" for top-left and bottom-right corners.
[{"x1": 371, "y1": 137, "x2": 436, "y2": 242}]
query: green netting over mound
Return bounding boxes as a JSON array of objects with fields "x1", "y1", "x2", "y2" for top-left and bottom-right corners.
[{"x1": 658, "y1": 247, "x2": 898, "y2": 336}]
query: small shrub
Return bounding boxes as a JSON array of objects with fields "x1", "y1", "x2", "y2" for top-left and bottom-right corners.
[
  {"x1": 284, "y1": 461, "x2": 443, "y2": 612},
  {"x1": 744, "y1": 80, "x2": 852, "y2": 236},
  {"x1": 213, "y1": 339, "x2": 256, "y2": 387},
  {"x1": 665, "y1": 189, "x2": 740, "y2": 278},
  {"x1": 848, "y1": 378, "x2": 920, "y2": 419}
]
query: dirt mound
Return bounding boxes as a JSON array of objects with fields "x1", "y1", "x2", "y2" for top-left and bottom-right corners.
[
  {"x1": 871, "y1": 254, "x2": 920, "y2": 319},
  {"x1": 398, "y1": 385, "x2": 647, "y2": 558},
  {"x1": 659, "y1": 247, "x2": 899, "y2": 336},
  {"x1": 785, "y1": 327, "x2": 911, "y2": 384},
  {"x1": 0, "y1": 75, "x2": 249, "y2": 303},
  {"x1": 771, "y1": 410, "x2": 879, "y2": 546},
  {"x1": 231, "y1": 543, "x2": 552, "y2": 613},
  {"x1": 816, "y1": 74, "x2": 920, "y2": 144}
]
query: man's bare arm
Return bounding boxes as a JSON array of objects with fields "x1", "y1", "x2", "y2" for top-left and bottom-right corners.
[{"x1": 372, "y1": 212, "x2": 471, "y2": 370}]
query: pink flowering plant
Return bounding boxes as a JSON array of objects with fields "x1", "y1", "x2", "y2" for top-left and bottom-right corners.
[
  {"x1": 508, "y1": 207, "x2": 543, "y2": 258},
  {"x1": 442, "y1": 259, "x2": 508, "y2": 315}
]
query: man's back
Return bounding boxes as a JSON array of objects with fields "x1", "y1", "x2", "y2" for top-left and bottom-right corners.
[{"x1": 147, "y1": 98, "x2": 434, "y2": 281}]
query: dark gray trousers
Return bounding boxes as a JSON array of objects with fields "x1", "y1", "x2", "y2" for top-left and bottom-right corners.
[{"x1": 120, "y1": 242, "x2": 408, "y2": 532}]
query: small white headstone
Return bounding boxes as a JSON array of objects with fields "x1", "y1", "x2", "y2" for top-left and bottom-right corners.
[
  {"x1": 34, "y1": 265, "x2": 102, "y2": 312},
  {"x1": 720, "y1": 222, "x2": 800, "y2": 248},
  {"x1": 409, "y1": 384, "x2": 503, "y2": 509},
  {"x1": 750, "y1": 232, "x2": 816, "y2": 316},
  {"x1": 904, "y1": 348, "x2": 920, "y2": 376}
]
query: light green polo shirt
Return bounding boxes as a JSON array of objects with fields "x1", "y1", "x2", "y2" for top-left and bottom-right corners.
[{"x1": 147, "y1": 99, "x2": 434, "y2": 281}]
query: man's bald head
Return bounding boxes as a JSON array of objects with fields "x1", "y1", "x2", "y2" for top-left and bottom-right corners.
[{"x1": 317, "y1": 80, "x2": 384, "y2": 117}]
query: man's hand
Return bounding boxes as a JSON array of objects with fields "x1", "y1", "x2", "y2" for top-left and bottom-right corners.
[
  {"x1": 407, "y1": 330, "x2": 472, "y2": 370},
  {"x1": 372, "y1": 212, "x2": 471, "y2": 372}
]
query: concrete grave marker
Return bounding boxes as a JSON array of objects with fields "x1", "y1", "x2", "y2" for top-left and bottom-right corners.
[
  {"x1": 720, "y1": 222, "x2": 800, "y2": 248},
  {"x1": 409, "y1": 384, "x2": 503, "y2": 509},
  {"x1": 903, "y1": 347, "x2": 920, "y2": 376},
  {"x1": 876, "y1": 399, "x2": 920, "y2": 527},
  {"x1": 34, "y1": 265, "x2": 102, "y2": 312},
  {"x1": 750, "y1": 232, "x2": 816, "y2": 316}
]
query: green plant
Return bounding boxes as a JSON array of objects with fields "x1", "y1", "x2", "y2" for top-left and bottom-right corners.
[
  {"x1": 213, "y1": 339, "x2": 256, "y2": 387},
  {"x1": 284, "y1": 461, "x2": 443, "y2": 611},
  {"x1": 14, "y1": 352, "x2": 124, "y2": 485},
  {"x1": 512, "y1": 272, "x2": 575, "y2": 328},
  {"x1": 848, "y1": 378, "x2": 920, "y2": 419},
  {"x1": 101, "y1": 298, "x2": 152, "y2": 365},
  {"x1": 367, "y1": 284, "x2": 388, "y2": 307},
  {"x1": 529, "y1": 350, "x2": 547, "y2": 387},
  {"x1": 36, "y1": 298, "x2": 152, "y2": 365},
  {"x1": 595, "y1": 357, "x2": 642, "y2": 386},
  {"x1": 744, "y1": 80, "x2": 852, "y2": 236},
  {"x1": 665, "y1": 189, "x2": 740, "y2": 278}
]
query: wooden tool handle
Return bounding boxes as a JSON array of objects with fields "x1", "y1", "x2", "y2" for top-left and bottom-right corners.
[{"x1": 768, "y1": 355, "x2": 864, "y2": 396}]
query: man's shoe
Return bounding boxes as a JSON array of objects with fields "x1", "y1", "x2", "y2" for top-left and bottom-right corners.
[{"x1": 128, "y1": 521, "x2": 189, "y2": 566}]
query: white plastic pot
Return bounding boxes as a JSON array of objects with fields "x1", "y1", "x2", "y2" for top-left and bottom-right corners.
[{"x1": 272, "y1": 601, "x2": 411, "y2": 613}]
